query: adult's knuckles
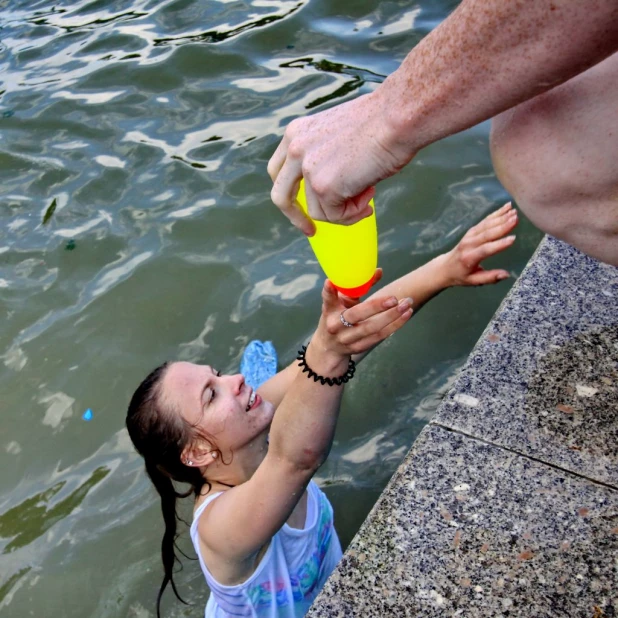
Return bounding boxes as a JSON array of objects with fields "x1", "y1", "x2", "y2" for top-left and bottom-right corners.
[
  {"x1": 310, "y1": 176, "x2": 332, "y2": 200},
  {"x1": 286, "y1": 140, "x2": 307, "y2": 160},
  {"x1": 270, "y1": 186, "x2": 286, "y2": 208}
]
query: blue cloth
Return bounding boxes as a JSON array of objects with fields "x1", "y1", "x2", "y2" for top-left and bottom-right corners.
[{"x1": 240, "y1": 340, "x2": 278, "y2": 389}]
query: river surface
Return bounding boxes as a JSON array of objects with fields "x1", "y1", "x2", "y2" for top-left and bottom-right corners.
[{"x1": 0, "y1": 1, "x2": 543, "y2": 616}]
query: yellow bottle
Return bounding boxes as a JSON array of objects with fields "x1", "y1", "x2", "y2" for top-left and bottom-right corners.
[{"x1": 297, "y1": 179, "x2": 378, "y2": 298}]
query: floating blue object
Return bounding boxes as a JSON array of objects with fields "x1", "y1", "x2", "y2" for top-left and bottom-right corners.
[
  {"x1": 240, "y1": 340, "x2": 277, "y2": 390},
  {"x1": 82, "y1": 408, "x2": 93, "y2": 421}
]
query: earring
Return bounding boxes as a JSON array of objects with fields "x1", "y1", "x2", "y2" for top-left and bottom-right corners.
[
  {"x1": 211, "y1": 452, "x2": 218, "y2": 459},
  {"x1": 186, "y1": 459, "x2": 193, "y2": 466}
]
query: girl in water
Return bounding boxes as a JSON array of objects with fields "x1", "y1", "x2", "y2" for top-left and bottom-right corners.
[{"x1": 127, "y1": 203, "x2": 518, "y2": 618}]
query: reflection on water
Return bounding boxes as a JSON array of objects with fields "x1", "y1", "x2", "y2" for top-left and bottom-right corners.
[
  {"x1": 278, "y1": 56, "x2": 385, "y2": 108},
  {"x1": 0, "y1": 466, "x2": 109, "y2": 554},
  {"x1": 0, "y1": 0, "x2": 542, "y2": 615},
  {"x1": 152, "y1": 1, "x2": 305, "y2": 47},
  {"x1": 0, "y1": 567, "x2": 31, "y2": 605}
]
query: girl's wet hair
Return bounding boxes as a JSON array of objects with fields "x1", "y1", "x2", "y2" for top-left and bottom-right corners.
[{"x1": 126, "y1": 361, "x2": 221, "y2": 618}]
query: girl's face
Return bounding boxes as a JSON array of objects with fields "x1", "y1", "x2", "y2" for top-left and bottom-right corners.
[{"x1": 161, "y1": 362, "x2": 274, "y2": 455}]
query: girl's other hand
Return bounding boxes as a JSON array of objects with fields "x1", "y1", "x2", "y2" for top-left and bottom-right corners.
[{"x1": 443, "y1": 202, "x2": 518, "y2": 287}]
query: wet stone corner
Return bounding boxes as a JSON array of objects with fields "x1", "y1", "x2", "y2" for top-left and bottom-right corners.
[
  {"x1": 434, "y1": 236, "x2": 618, "y2": 485},
  {"x1": 308, "y1": 426, "x2": 618, "y2": 617}
]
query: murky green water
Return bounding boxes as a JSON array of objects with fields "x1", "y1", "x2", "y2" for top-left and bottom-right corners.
[{"x1": 0, "y1": 1, "x2": 543, "y2": 615}]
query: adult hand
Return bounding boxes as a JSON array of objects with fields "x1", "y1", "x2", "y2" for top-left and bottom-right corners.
[
  {"x1": 442, "y1": 202, "x2": 518, "y2": 287},
  {"x1": 268, "y1": 92, "x2": 414, "y2": 235},
  {"x1": 314, "y1": 276, "x2": 412, "y2": 358}
]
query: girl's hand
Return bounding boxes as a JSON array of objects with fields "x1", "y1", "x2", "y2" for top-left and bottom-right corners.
[
  {"x1": 313, "y1": 277, "x2": 413, "y2": 358},
  {"x1": 338, "y1": 267, "x2": 383, "y2": 310},
  {"x1": 442, "y1": 202, "x2": 518, "y2": 287}
]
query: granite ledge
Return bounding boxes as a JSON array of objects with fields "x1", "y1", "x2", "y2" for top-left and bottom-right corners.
[
  {"x1": 308, "y1": 426, "x2": 618, "y2": 618},
  {"x1": 308, "y1": 237, "x2": 618, "y2": 617},
  {"x1": 435, "y1": 236, "x2": 618, "y2": 486}
]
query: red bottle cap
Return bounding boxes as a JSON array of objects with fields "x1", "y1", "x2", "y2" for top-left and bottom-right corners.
[{"x1": 332, "y1": 279, "x2": 373, "y2": 299}]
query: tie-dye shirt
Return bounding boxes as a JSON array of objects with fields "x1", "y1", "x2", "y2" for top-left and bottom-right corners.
[{"x1": 190, "y1": 481, "x2": 342, "y2": 618}]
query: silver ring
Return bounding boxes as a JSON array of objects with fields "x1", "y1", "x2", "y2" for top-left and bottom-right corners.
[{"x1": 340, "y1": 312, "x2": 354, "y2": 328}]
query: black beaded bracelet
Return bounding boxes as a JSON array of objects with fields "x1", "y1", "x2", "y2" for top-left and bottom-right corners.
[{"x1": 296, "y1": 344, "x2": 356, "y2": 386}]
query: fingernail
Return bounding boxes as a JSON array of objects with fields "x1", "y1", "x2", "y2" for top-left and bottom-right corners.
[
  {"x1": 497, "y1": 273, "x2": 509, "y2": 280},
  {"x1": 383, "y1": 297, "x2": 397, "y2": 308},
  {"x1": 506, "y1": 235, "x2": 516, "y2": 241},
  {"x1": 398, "y1": 298, "x2": 411, "y2": 311}
]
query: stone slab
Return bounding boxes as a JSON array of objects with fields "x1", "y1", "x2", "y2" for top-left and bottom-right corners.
[
  {"x1": 435, "y1": 237, "x2": 618, "y2": 487},
  {"x1": 307, "y1": 425, "x2": 618, "y2": 618}
]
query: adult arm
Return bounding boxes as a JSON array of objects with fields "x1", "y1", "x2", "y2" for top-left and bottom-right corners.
[{"x1": 268, "y1": 0, "x2": 618, "y2": 231}]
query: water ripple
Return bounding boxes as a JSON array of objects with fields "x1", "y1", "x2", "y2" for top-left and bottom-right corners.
[{"x1": 0, "y1": 1, "x2": 539, "y2": 615}]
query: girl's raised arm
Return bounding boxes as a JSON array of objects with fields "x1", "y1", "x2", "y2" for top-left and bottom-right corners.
[{"x1": 195, "y1": 281, "x2": 412, "y2": 579}]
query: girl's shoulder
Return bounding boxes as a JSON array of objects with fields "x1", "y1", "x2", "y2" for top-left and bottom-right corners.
[{"x1": 193, "y1": 484, "x2": 230, "y2": 519}]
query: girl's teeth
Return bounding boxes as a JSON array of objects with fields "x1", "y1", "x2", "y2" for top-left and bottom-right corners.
[{"x1": 246, "y1": 392, "x2": 256, "y2": 411}]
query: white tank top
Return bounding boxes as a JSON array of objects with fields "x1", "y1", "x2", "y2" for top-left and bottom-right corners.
[{"x1": 189, "y1": 481, "x2": 342, "y2": 618}]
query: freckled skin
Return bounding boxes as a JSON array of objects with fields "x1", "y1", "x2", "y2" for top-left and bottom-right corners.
[
  {"x1": 490, "y1": 54, "x2": 618, "y2": 265},
  {"x1": 382, "y1": 0, "x2": 617, "y2": 150},
  {"x1": 269, "y1": 0, "x2": 618, "y2": 264}
]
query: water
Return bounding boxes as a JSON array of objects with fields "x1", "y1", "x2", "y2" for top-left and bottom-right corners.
[{"x1": 0, "y1": 1, "x2": 543, "y2": 615}]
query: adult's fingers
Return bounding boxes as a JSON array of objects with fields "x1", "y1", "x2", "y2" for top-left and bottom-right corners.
[
  {"x1": 337, "y1": 202, "x2": 374, "y2": 226},
  {"x1": 271, "y1": 163, "x2": 315, "y2": 236},
  {"x1": 336, "y1": 186, "x2": 375, "y2": 224},
  {"x1": 303, "y1": 179, "x2": 328, "y2": 223},
  {"x1": 267, "y1": 133, "x2": 291, "y2": 182},
  {"x1": 351, "y1": 186, "x2": 375, "y2": 213},
  {"x1": 305, "y1": 184, "x2": 368, "y2": 225}
]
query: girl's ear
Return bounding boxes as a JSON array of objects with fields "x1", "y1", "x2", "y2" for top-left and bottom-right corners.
[{"x1": 181, "y1": 442, "x2": 217, "y2": 469}]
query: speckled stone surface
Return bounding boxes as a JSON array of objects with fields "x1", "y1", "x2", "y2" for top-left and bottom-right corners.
[
  {"x1": 308, "y1": 237, "x2": 618, "y2": 617},
  {"x1": 308, "y1": 426, "x2": 618, "y2": 617},
  {"x1": 435, "y1": 236, "x2": 618, "y2": 486}
]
